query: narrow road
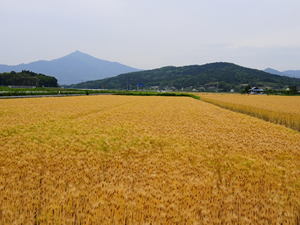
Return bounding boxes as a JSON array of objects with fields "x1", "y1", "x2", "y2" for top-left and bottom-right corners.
[{"x1": 0, "y1": 93, "x2": 113, "y2": 99}]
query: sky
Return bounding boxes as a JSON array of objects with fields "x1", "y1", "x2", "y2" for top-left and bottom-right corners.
[{"x1": 1, "y1": 0, "x2": 300, "y2": 71}]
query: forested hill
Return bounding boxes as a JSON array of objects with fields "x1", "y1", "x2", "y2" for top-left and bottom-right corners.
[
  {"x1": 66, "y1": 62, "x2": 300, "y2": 91},
  {"x1": 0, "y1": 70, "x2": 58, "y2": 87}
]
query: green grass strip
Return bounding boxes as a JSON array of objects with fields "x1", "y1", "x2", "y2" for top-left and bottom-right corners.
[{"x1": 114, "y1": 91, "x2": 201, "y2": 100}]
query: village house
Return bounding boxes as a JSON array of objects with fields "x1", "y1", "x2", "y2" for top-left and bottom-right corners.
[
  {"x1": 208, "y1": 86, "x2": 216, "y2": 90},
  {"x1": 248, "y1": 87, "x2": 264, "y2": 94}
]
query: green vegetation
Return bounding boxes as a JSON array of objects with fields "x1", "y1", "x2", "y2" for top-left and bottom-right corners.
[
  {"x1": 0, "y1": 70, "x2": 58, "y2": 87},
  {"x1": 240, "y1": 85, "x2": 300, "y2": 95},
  {"x1": 65, "y1": 62, "x2": 300, "y2": 91},
  {"x1": 0, "y1": 87, "x2": 116, "y2": 97},
  {"x1": 0, "y1": 86, "x2": 202, "y2": 100},
  {"x1": 115, "y1": 91, "x2": 201, "y2": 100},
  {"x1": 240, "y1": 85, "x2": 252, "y2": 94},
  {"x1": 264, "y1": 86, "x2": 300, "y2": 95}
]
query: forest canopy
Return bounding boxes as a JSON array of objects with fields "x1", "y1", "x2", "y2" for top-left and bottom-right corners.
[
  {"x1": 0, "y1": 70, "x2": 58, "y2": 87},
  {"x1": 66, "y1": 62, "x2": 300, "y2": 91}
]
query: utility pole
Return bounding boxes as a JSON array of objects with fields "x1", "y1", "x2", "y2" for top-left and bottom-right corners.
[{"x1": 82, "y1": 80, "x2": 87, "y2": 89}]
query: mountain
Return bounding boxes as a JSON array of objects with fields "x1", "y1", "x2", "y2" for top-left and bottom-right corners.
[
  {"x1": 283, "y1": 70, "x2": 300, "y2": 79},
  {"x1": 264, "y1": 68, "x2": 288, "y2": 76},
  {"x1": 0, "y1": 51, "x2": 141, "y2": 85},
  {"x1": 66, "y1": 62, "x2": 300, "y2": 91},
  {"x1": 264, "y1": 68, "x2": 300, "y2": 79}
]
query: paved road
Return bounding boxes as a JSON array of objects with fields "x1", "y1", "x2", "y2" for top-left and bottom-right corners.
[{"x1": 0, "y1": 93, "x2": 113, "y2": 99}]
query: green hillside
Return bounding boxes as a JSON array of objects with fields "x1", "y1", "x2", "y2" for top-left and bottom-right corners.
[
  {"x1": 66, "y1": 62, "x2": 300, "y2": 91},
  {"x1": 0, "y1": 70, "x2": 58, "y2": 87}
]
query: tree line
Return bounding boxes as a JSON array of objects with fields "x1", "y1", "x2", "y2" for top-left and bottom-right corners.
[{"x1": 0, "y1": 70, "x2": 58, "y2": 87}]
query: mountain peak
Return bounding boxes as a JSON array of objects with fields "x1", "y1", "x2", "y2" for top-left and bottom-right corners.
[
  {"x1": 67, "y1": 50, "x2": 87, "y2": 57},
  {"x1": 73, "y1": 50, "x2": 84, "y2": 54},
  {"x1": 0, "y1": 51, "x2": 141, "y2": 85}
]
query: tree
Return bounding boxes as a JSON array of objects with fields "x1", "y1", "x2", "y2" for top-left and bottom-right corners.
[
  {"x1": 244, "y1": 85, "x2": 252, "y2": 92},
  {"x1": 241, "y1": 85, "x2": 252, "y2": 94},
  {"x1": 288, "y1": 86, "x2": 298, "y2": 95}
]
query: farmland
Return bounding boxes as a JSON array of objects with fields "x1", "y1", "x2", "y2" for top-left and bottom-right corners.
[
  {"x1": 199, "y1": 93, "x2": 300, "y2": 131},
  {"x1": 0, "y1": 95, "x2": 300, "y2": 224}
]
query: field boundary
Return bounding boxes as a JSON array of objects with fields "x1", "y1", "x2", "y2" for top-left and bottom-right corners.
[
  {"x1": 114, "y1": 91, "x2": 201, "y2": 100},
  {"x1": 0, "y1": 91, "x2": 201, "y2": 100}
]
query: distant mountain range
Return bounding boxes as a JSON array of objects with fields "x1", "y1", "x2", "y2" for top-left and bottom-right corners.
[
  {"x1": 1, "y1": 52, "x2": 299, "y2": 88},
  {"x1": 0, "y1": 51, "x2": 141, "y2": 85},
  {"x1": 264, "y1": 68, "x2": 300, "y2": 78},
  {"x1": 66, "y1": 62, "x2": 300, "y2": 91}
]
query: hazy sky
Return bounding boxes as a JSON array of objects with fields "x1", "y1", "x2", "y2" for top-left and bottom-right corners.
[{"x1": 1, "y1": 0, "x2": 299, "y2": 71}]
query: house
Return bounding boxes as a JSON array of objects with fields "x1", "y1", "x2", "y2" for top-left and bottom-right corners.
[
  {"x1": 248, "y1": 87, "x2": 264, "y2": 94},
  {"x1": 208, "y1": 86, "x2": 216, "y2": 90}
]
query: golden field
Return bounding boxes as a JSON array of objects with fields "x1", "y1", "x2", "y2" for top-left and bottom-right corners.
[
  {"x1": 0, "y1": 95, "x2": 300, "y2": 224},
  {"x1": 198, "y1": 93, "x2": 300, "y2": 131}
]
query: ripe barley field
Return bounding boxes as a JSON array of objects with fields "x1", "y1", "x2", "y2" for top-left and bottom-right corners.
[
  {"x1": 198, "y1": 93, "x2": 300, "y2": 131},
  {"x1": 0, "y1": 95, "x2": 300, "y2": 224}
]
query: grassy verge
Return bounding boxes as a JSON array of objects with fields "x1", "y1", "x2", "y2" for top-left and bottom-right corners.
[
  {"x1": 0, "y1": 87, "x2": 117, "y2": 96},
  {"x1": 114, "y1": 91, "x2": 201, "y2": 100},
  {"x1": 0, "y1": 88, "x2": 201, "y2": 101}
]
